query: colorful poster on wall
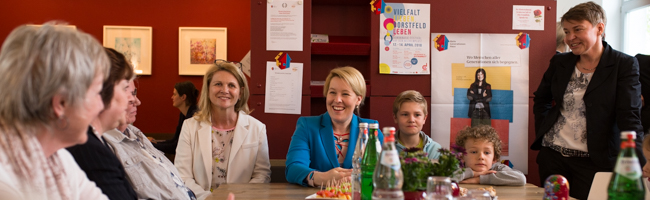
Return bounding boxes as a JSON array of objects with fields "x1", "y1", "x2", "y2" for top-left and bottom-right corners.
[
  {"x1": 379, "y1": 3, "x2": 430, "y2": 75},
  {"x1": 430, "y1": 33, "x2": 530, "y2": 173}
]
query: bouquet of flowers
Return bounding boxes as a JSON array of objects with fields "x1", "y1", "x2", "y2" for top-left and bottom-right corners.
[
  {"x1": 400, "y1": 145, "x2": 466, "y2": 192},
  {"x1": 432, "y1": 144, "x2": 466, "y2": 177}
]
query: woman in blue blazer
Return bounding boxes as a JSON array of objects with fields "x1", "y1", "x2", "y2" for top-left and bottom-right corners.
[{"x1": 285, "y1": 67, "x2": 383, "y2": 187}]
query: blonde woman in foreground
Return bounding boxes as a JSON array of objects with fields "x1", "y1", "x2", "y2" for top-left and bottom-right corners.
[{"x1": 0, "y1": 23, "x2": 110, "y2": 199}]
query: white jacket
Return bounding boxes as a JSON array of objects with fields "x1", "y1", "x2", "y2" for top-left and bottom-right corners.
[
  {"x1": 174, "y1": 111, "x2": 271, "y2": 199},
  {"x1": 0, "y1": 149, "x2": 108, "y2": 200}
]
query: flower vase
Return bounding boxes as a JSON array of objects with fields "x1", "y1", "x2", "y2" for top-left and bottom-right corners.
[{"x1": 403, "y1": 190, "x2": 427, "y2": 200}]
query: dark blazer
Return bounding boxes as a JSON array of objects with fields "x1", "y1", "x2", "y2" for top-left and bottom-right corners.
[
  {"x1": 635, "y1": 54, "x2": 650, "y2": 132},
  {"x1": 467, "y1": 82, "x2": 492, "y2": 118},
  {"x1": 532, "y1": 41, "x2": 644, "y2": 169},
  {"x1": 154, "y1": 104, "x2": 197, "y2": 154},
  {"x1": 285, "y1": 112, "x2": 383, "y2": 186},
  {"x1": 67, "y1": 127, "x2": 137, "y2": 200}
]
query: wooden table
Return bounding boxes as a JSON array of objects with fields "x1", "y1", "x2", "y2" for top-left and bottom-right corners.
[{"x1": 206, "y1": 183, "x2": 575, "y2": 200}]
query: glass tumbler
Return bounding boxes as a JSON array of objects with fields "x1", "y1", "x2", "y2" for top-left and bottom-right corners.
[
  {"x1": 426, "y1": 176, "x2": 453, "y2": 200},
  {"x1": 465, "y1": 189, "x2": 492, "y2": 200}
]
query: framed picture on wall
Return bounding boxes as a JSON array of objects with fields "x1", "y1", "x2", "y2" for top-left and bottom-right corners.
[
  {"x1": 178, "y1": 27, "x2": 227, "y2": 75},
  {"x1": 103, "y1": 25, "x2": 153, "y2": 75}
]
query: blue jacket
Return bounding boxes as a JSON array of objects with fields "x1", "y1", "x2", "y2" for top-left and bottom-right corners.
[{"x1": 285, "y1": 112, "x2": 383, "y2": 186}]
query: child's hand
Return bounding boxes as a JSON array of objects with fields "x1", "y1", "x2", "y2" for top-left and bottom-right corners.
[
  {"x1": 460, "y1": 177, "x2": 480, "y2": 184},
  {"x1": 472, "y1": 170, "x2": 496, "y2": 177}
]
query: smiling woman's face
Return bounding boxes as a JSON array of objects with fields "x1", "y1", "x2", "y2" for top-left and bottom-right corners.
[
  {"x1": 209, "y1": 70, "x2": 240, "y2": 111},
  {"x1": 326, "y1": 77, "x2": 362, "y2": 127}
]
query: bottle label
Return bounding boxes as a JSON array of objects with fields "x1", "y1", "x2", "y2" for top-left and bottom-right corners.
[
  {"x1": 380, "y1": 150, "x2": 400, "y2": 170},
  {"x1": 614, "y1": 157, "x2": 642, "y2": 180}
]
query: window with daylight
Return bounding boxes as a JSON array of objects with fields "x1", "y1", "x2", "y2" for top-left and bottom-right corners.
[{"x1": 622, "y1": 0, "x2": 650, "y2": 55}]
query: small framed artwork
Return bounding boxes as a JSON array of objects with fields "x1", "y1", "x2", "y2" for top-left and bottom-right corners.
[
  {"x1": 179, "y1": 27, "x2": 227, "y2": 75},
  {"x1": 103, "y1": 26, "x2": 152, "y2": 75}
]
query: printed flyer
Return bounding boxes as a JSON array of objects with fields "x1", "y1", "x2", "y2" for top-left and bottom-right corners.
[{"x1": 379, "y1": 3, "x2": 430, "y2": 75}]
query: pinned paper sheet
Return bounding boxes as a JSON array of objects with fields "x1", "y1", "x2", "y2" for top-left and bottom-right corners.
[
  {"x1": 379, "y1": 3, "x2": 430, "y2": 75},
  {"x1": 266, "y1": 0, "x2": 303, "y2": 51},
  {"x1": 240, "y1": 50, "x2": 251, "y2": 77},
  {"x1": 512, "y1": 5, "x2": 545, "y2": 31},
  {"x1": 265, "y1": 61, "x2": 303, "y2": 115},
  {"x1": 275, "y1": 52, "x2": 291, "y2": 69}
]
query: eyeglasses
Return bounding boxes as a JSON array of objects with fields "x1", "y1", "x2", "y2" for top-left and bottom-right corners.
[
  {"x1": 214, "y1": 59, "x2": 243, "y2": 71},
  {"x1": 128, "y1": 88, "x2": 138, "y2": 105}
]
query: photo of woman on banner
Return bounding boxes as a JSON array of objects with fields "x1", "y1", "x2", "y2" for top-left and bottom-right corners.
[{"x1": 467, "y1": 68, "x2": 492, "y2": 127}]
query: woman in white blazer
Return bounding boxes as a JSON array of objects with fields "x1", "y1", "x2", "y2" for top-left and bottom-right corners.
[{"x1": 174, "y1": 61, "x2": 271, "y2": 199}]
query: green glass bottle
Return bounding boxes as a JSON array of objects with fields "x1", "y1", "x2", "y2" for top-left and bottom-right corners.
[
  {"x1": 607, "y1": 131, "x2": 645, "y2": 200},
  {"x1": 361, "y1": 123, "x2": 381, "y2": 200}
]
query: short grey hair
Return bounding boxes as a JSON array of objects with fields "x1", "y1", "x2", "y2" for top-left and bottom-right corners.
[{"x1": 0, "y1": 22, "x2": 110, "y2": 127}]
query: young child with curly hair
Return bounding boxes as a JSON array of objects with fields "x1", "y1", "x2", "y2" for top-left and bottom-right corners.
[{"x1": 454, "y1": 125, "x2": 526, "y2": 185}]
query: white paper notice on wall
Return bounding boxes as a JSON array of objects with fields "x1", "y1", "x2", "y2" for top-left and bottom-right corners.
[
  {"x1": 266, "y1": 0, "x2": 304, "y2": 51},
  {"x1": 512, "y1": 5, "x2": 545, "y2": 31},
  {"x1": 264, "y1": 61, "x2": 303, "y2": 115},
  {"x1": 240, "y1": 50, "x2": 251, "y2": 77}
]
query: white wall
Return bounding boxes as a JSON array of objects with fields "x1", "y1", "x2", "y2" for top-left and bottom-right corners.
[
  {"x1": 603, "y1": 0, "x2": 622, "y2": 49},
  {"x1": 556, "y1": 0, "x2": 621, "y2": 49}
]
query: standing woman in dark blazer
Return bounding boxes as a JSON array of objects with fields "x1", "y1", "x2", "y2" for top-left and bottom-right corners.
[
  {"x1": 467, "y1": 68, "x2": 492, "y2": 127},
  {"x1": 532, "y1": 2, "x2": 644, "y2": 199},
  {"x1": 153, "y1": 81, "x2": 199, "y2": 154}
]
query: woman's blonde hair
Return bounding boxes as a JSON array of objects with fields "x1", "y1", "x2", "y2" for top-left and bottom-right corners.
[
  {"x1": 194, "y1": 62, "x2": 251, "y2": 123},
  {"x1": 0, "y1": 22, "x2": 110, "y2": 199},
  {"x1": 323, "y1": 66, "x2": 366, "y2": 116},
  {"x1": 0, "y1": 23, "x2": 109, "y2": 127}
]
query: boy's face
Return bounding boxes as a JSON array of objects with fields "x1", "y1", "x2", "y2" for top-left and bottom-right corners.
[
  {"x1": 393, "y1": 101, "x2": 427, "y2": 136},
  {"x1": 463, "y1": 138, "x2": 496, "y2": 173},
  {"x1": 643, "y1": 147, "x2": 650, "y2": 181}
]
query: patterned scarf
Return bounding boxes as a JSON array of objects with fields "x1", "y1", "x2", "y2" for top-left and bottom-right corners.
[{"x1": 0, "y1": 122, "x2": 70, "y2": 200}]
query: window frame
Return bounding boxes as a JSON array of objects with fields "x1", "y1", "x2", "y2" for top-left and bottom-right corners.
[{"x1": 621, "y1": 0, "x2": 650, "y2": 54}]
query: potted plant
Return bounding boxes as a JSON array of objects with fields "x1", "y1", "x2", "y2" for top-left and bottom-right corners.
[{"x1": 400, "y1": 145, "x2": 466, "y2": 200}]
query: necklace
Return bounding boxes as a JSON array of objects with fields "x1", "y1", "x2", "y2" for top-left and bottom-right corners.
[
  {"x1": 578, "y1": 62, "x2": 597, "y2": 71},
  {"x1": 582, "y1": 66, "x2": 597, "y2": 71}
]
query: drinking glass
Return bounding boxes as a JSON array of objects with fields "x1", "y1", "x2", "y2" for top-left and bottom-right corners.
[
  {"x1": 426, "y1": 176, "x2": 453, "y2": 200},
  {"x1": 465, "y1": 189, "x2": 492, "y2": 200}
]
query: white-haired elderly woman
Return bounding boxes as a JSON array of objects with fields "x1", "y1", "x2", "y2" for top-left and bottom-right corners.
[{"x1": 0, "y1": 24, "x2": 110, "y2": 199}]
